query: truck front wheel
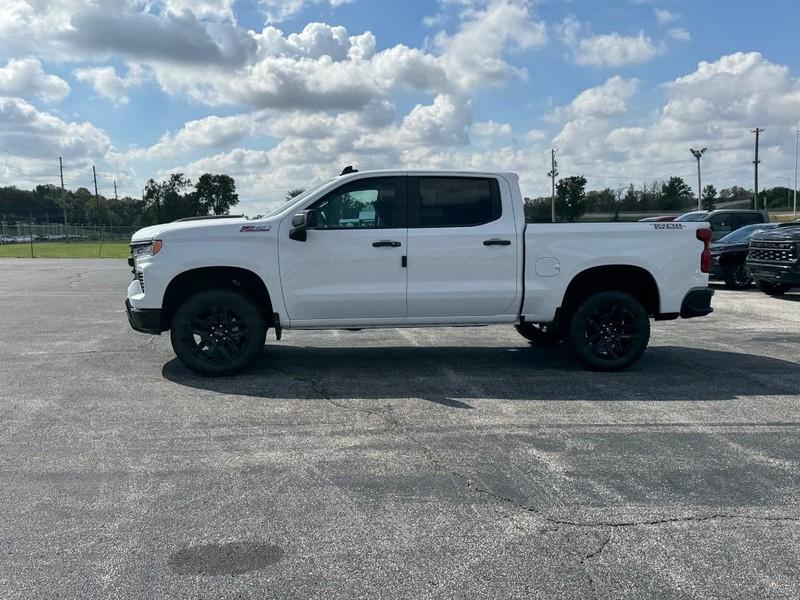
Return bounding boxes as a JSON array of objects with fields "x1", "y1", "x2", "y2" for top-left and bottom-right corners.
[
  {"x1": 170, "y1": 289, "x2": 267, "y2": 376},
  {"x1": 756, "y1": 281, "x2": 790, "y2": 296},
  {"x1": 566, "y1": 291, "x2": 650, "y2": 372}
]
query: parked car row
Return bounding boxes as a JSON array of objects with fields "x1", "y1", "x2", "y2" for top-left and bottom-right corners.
[
  {"x1": 0, "y1": 234, "x2": 88, "y2": 244},
  {"x1": 746, "y1": 221, "x2": 800, "y2": 295},
  {"x1": 639, "y1": 210, "x2": 799, "y2": 294}
]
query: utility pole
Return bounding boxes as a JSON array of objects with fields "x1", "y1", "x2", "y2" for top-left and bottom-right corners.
[
  {"x1": 59, "y1": 156, "x2": 67, "y2": 228},
  {"x1": 752, "y1": 128, "x2": 764, "y2": 212},
  {"x1": 114, "y1": 180, "x2": 118, "y2": 201},
  {"x1": 547, "y1": 149, "x2": 558, "y2": 223},
  {"x1": 92, "y1": 165, "x2": 99, "y2": 226},
  {"x1": 690, "y1": 147, "x2": 707, "y2": 210},
  {"x1": 794, "y1": 129, "x2": 798, "y2": 220}
]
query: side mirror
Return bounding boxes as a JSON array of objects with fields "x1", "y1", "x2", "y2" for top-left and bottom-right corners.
[{"x1": 289, "y1": 210, "x2": 317, "y2": 242}]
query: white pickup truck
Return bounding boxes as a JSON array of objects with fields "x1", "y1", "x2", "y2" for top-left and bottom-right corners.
[{"x1": 126, "y1": 169, "x2": 713, "y2": 375}]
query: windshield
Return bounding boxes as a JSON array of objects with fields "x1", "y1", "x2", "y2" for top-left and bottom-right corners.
[
  {"x1": 675, "y1": 211, "x2": 708, "y2": 222},
  {"x1": 717, "y1": 224, "x2": 777, "y2": 244},
  {"x1": 261, "y1": 180, "x2": 332, "y2": 219}
]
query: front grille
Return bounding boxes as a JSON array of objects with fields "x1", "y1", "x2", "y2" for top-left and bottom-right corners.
[
  {"x1": 749, "y1": 241, "x2": 797, "y2": 264},
  {"x1": 137, "y1": 271, "x2": 145, "y2": 293}
]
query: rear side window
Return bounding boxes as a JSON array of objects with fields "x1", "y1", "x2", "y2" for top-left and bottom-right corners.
[
  {"x1": 734, "y1": 213, "x2": 763, "y2": 228},
  {"x1": 409, "y1": 177, "x2": 501, "y2": 228}
]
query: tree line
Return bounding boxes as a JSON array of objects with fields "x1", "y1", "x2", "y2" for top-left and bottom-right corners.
[
  {"x1": 1, "y1": 172, "x2": 795, "y2": 226},
  {"x1": 524, "y1": 175, "x2": 794, "y2": 222},
  {"x1": 0, "y1": 173, "x2": 239, "y2": 226}
]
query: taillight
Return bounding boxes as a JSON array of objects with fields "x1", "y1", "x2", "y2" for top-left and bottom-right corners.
[{"x1": 696, "y1": 227, "x2": 711, "y2": 273}]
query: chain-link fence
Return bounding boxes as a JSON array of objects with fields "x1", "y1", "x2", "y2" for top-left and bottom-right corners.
[{"x1": 0, "y1": 224, "x2": 138, "y2": 258}]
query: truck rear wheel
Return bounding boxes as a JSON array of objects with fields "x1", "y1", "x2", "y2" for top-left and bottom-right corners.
[
  {"x1": 756, "y1": 281, "x2": 790, "y2": 296},
  {"x1": 170, "y1": 289, "x2": 267, "y2": 376},
  {"x1": 515, "y1": 322, "x2": 561, "y2": 346},
  {"x1": 566, "y1": 291, "x2": 650, "y2": 372}
]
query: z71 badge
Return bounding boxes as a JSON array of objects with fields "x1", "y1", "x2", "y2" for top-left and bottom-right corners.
[{"x1": 240, "y1": 225, "x2": 271, "y2": 232}]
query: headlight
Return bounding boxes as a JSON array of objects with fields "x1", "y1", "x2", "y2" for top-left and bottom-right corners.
[{"x1": 130, "y1": 239, "x2": 163, "y2": 258}]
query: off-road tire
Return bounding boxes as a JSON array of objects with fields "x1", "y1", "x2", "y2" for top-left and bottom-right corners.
[
  {"x1": 565, "y1": 291, "x2": 650, "y2": 372},
  {"x1": 170, "y1": 289, "x2": 267, "y2": 376}
]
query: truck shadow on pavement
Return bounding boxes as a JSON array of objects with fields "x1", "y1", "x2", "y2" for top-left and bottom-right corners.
[{"x1": 161, "y1": 345, "x2": 800, "y2": 406}]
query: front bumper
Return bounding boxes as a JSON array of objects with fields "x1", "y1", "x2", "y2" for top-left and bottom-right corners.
[
  {"x1": 746, "y1": 261, "x2": 800, "y2": 286},
  {"x1": 680, "y1": 288, "x2": 714, "y2": 319},
  {"x1": 126, "y1": 299, "x2": 162, "y2": 335}
]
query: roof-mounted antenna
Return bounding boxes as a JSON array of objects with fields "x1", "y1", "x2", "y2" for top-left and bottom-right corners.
[{"x1": 340, "y1": 165, "x2": 358, "y2": 176}]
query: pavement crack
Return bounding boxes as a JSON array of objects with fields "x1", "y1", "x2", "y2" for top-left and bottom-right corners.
[
  {"x1": 266, "y1": 365, "x2": 800, "y2": 533},
  {"x1": 580, "y1": 531, "x2": 612, "y2": 600}
]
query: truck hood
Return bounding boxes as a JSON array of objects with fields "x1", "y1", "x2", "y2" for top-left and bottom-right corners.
[
  {"x1": 710, "y1": 242, "x2": 747, "y2": 253},
  {"x1": 751, "y1": 226, "x2": 800, "y2": 243},
  {"x1": 131, "y1": 217, "x2": 259, "y2": 243}
]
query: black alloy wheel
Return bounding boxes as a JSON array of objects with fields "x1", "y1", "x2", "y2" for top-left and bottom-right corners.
[
  {"x1": 171, "y1": 289, "x2": 267, "y2": 376},
  {"x1": 566, "y1": 291, "x2": 650, "y2": 371},
  {"x1": 724, "y1": 263, "x2": 752, "y2": 290}
]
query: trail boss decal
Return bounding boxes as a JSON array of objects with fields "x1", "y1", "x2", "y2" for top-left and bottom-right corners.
[
  {"x1": 240, "y1": 225, "x2": 271, "y2": 232},
  {"x1": 652, "y1": 223, "x2": 685, "y2": 230}
]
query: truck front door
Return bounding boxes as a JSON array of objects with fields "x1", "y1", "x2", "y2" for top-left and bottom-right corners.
[{"x1": 279, "y1": 176, "x2": 408, "y2": 323}]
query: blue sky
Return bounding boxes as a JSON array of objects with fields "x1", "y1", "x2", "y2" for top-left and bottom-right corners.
[{"x1": 1, "y1": 0, "x2": 799, "y2": 214}]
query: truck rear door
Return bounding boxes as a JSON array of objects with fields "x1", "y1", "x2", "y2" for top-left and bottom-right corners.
[{"x1": 405, "y1": 175, "x2": 520, "y2": 319}]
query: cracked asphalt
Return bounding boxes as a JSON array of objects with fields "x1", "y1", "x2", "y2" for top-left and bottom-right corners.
[{"x1": 1, "y1": 259, "x2": 800, "y2": 599}]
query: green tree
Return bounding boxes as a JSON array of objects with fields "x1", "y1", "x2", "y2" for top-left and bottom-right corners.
[
  {"x1": 144, "y1": 174, "x2": 194, "y2": 223},
  {"x1": 621, "y1": 184, "x2": 638, "y2": 211},
  {"x1": 285, "y1": 188, "x2": 305, "y2": 202},
  {"x1": 555, "y1": 175, "x2": 588, "y2": 222},
  {"x1": 661, "y1": 177, "x2": 693, "y2": 210},
  {"x1": 523, "y1": 197, "x2": 551, "y2": 223},
  {"x1": 702, "y1": 184, "x2": 717, "y2": 211},
  {"x1": 194, "y1": 174, "x2": 239, "y2": 215}
]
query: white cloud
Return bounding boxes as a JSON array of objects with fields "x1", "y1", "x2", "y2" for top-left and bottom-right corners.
[
  {"x1": 164, "y1": 0, "x2": 237, "y2": 21},
  {"x1": 668, "y1": 27, "x2": 691, "y2": 42},
  {"x1": 73, "y1": 64, "x2": 147, "y2": 105},
  {"x1": 549, "y1": 52, "x2": 800, "y2": 194},
  {"x1": 548, "y1": 76, "x2": 639, "y2": 121},
  {"x1": 573, "y1": 31, "x2": 663, "y2": 67},
  {"x1": 0, "y1": 57, "x2": 69, "y2": 102},
  {"x1": 0, "y1": 96, "x2": 110, "y2": 157},
  {"x1": 471, "y1": 120, "x2": 513, "y2": 140},
  {"x1": 153, "y1": 2, "x2": 546, "y2": 111},
  {"x1": 556, "y1": 16, "x2": 663, "y2": 67},
  {"x1": 258, "y1": 0, "x2": 354, "y2": 23},
  {"x1": 654, "y1": 8, "x2": 680, "y2": 25},
  {"x1": 130, "y1": 112, "x2": 267, "y2": 160}
]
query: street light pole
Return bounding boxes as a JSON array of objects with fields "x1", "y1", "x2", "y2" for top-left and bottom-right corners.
[
  {"x1": 794, "y1": 129, "x2": 798, "y2": 220},
  {"x1": 777, "y1": 176, "x2": 791, "y2": 211},
  {"x1": 690, "y1": 147, "x2": 707, "y2": 210}
]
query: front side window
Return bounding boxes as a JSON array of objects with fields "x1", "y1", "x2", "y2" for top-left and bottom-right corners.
[
  {"x1": 308, "y1": 177, "x2": 404, "y2": 229},
  {"x1": 411, "y1": 177, "x2": 501, "y2": 228}
]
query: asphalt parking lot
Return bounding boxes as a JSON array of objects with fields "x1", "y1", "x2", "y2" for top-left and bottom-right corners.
[{"x1": 1, "y1": 259, "x2": 799, "y2": 599}]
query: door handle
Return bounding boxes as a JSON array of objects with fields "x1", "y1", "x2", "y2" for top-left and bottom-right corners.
[
  {"x1": 372, "y1": 240, "x2": 402, "y2": 248},
  {"x1": 483, "y1": 239, "x2": 511, "y2": 246}
]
